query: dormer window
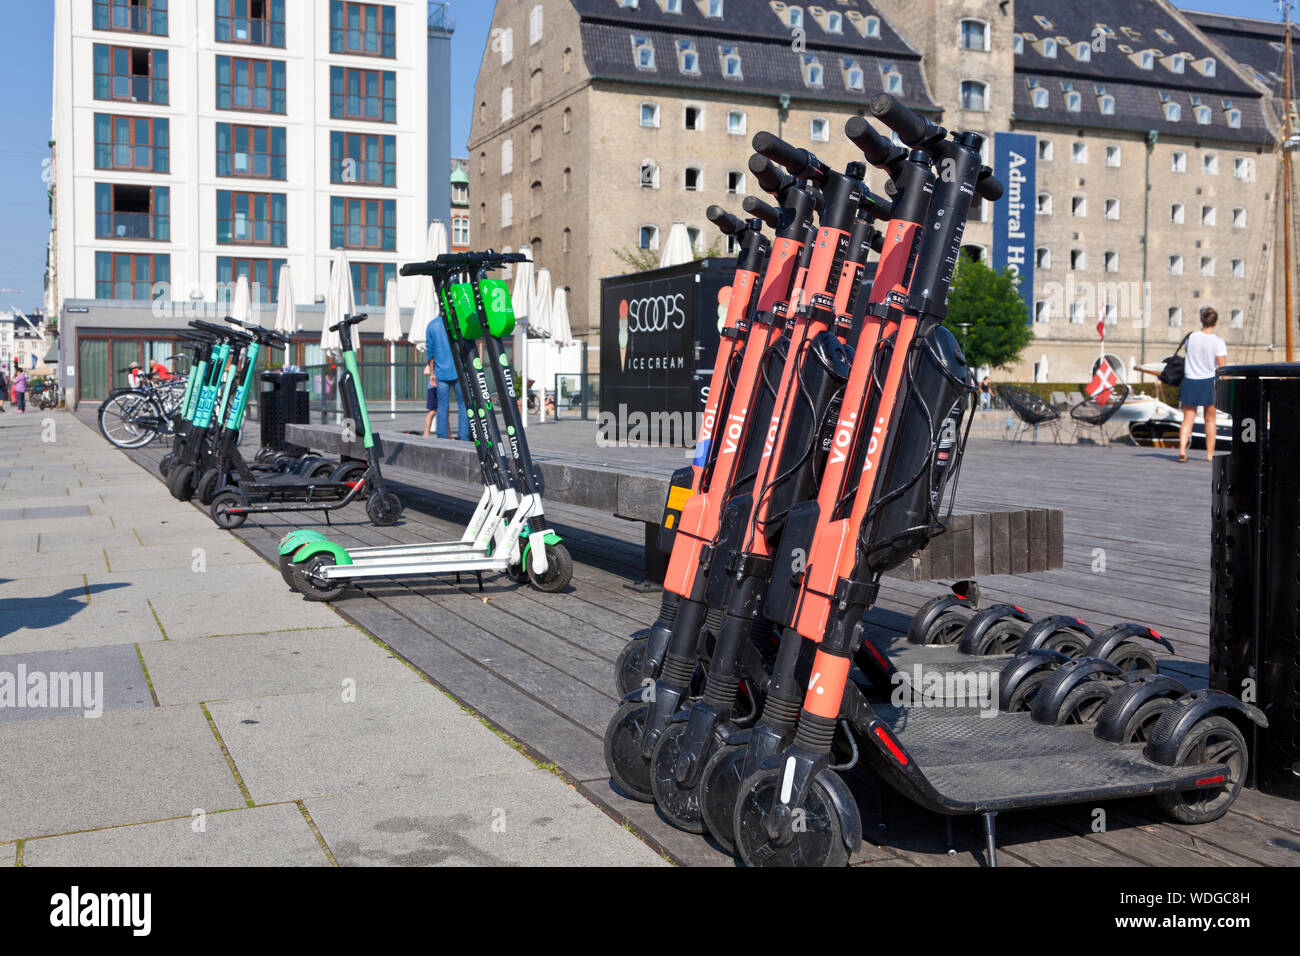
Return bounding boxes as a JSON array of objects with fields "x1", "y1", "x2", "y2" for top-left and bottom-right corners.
[
  {"x1": 1156, "y1": 28, "x2": 1174, "y2": 43},
  {"x1": 1139, "y1": 50, "x2": 1154, "y2": 69},
  {"x1": 787, "y1": 5, "x2": 803, "y2": 29},
  {"x1": 719, "y1": 44, "x2": 742, "y2": 79},
  {"x1": 883, "y1": 70, "x2": 902, "y2": 94},
  {"x1": 1074, "y1": 42, "x2": 1090, "y2": 62},
  {"x1": 1201, "y1": 57, "x2": 1216, "y2": 77},
  {"x1": 1033, "y1": 14, "x2": 1053, "y2": 30},
  {"x1": 1226, "y1": 108, "x2": 1241, "y2": 129},
  {"x1": 1065, "y1": 91, "x2": 1081, "y2": 112},
  {"x1": 1098, "y1": 94, "x2": 1115, "y2": 115},
  {"x1": 1166, "y1": 54, "x2": 1185, "y2": 74},
  {"x1": 631, "y1": 35, "x2": 655, "y2": 70},
  {"x1": 1164, "y1": 101, "x2": 1181, "y2": 122},
  {"x1": 826, "y1": 11, "x2": 842, "y2": 33},
  {"x1": 1013, "y1": 34, "x2": 1024, "y2": 54},
  {"x1": 662, "y1": 0, "x2": 682, "y2": 11},
  {"x1": 1195, "y1": 105, "x2": 1211, "y2": 125},
  {"x1": 802, "y1": 54, "x2": 823, "y2": 87},
  {"x1": 677, "y1": 39, "x2": 699, "y2": 74},
  {"x1": 1032, "y1": 87, "x2": 1049, "y2": 109},
  {"x1": 864, "y1": 15, "x2": 879, "y2": 38},
  {"x1": 842, "y1": 57, "x2": 864, "y2": 92},
  {"x1": 1041, "y1": 38, "x2": 1057, "y2": 58}
]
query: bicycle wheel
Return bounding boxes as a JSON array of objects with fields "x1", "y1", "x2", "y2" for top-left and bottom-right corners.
[{"x1": 98, "y1": 392, "x2": 162, "y2": 449}]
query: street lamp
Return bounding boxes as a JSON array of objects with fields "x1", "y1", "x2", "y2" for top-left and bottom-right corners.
[{"x1": 1140, "y1": 130, "x2": 1158, "y2": 367}]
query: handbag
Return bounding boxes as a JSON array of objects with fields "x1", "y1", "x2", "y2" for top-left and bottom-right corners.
[{"x1": 1158, "y1": 333, "x2": 1193, "y2": 387}]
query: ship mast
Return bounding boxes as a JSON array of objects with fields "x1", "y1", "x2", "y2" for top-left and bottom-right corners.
[{"x1": 1285, "y1": 0, "x2": 1295, "y2": 360}]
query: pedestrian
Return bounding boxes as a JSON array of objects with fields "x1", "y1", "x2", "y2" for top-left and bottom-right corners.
[
  {"x1": 425, "y1": 316, "x2": 469, "y2": 440},
  {"x1": 13, "y1": 369, "x2": 27, "y2": 413},
  {"x1": 0, "y1": 367, "x2": 8, "y2": 412},
  {"x1": 979, "y1": 376, "x2": 992, "y2": 411},
  {"x1": 1177, "y1": 306, "x2": 1228, "y2": 463},
  {"x1": 421, "y1": 357, "x2": 439, "y2": 437},
  {"x1": 127, "y1": 360, "x2": 142, "y2": 387}
]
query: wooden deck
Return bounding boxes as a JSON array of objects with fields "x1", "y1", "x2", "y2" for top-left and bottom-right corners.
[{"x1": 100, "y1": 412, "x2": 1300, "y2": 867}]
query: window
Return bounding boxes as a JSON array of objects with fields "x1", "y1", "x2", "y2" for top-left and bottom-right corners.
[
  {"x1": 562, "y1": 227, "x2": 571, "y2": 253},
  {"x1": 685, "y1": 106, "x2": 702, "y2": 130},
  {"x1": 329, "y1": 131, "x2": 393, "y2": 186},
  {"x1": 93, "y1": 114, "x2": 169, "y2": 172},
  {"x1": 1227, "y1": 108, "x2": 1242, "y2": 129},
  {"x1": 94, "y1": 251, "x2": 169, "y2": 299},
  {"x1": 1042, "y1": 38, "x2": 1058, "y2": 58},
  {"x1": 1203, "y1": 154, "x2": 1218, "y2": 175},
  {"x1": 216, "y1": 256, "x2": 286, "y2": 303},
  {"x1": 529, "y1": 4, "x2": 543, "y2": 45},
  {"x1": 530, "y1": 181, "x2": 542, "y2": 218},
  {"x1": 727, "y1": 170, "x2": 744, "y2": 194},
  {"x1": 1203, "y1": 58, "x2": 1218, "y2": 78},
  {"x1": 1105, "y1": 198, "x2": 1119, "y2": 220},
  {"x1": 825, "y1": 11, "x2": 842, "y2": 33},
  {"x1": 720, "y1": 44, "x2": 742, "y2": 78},
  {"x1": 1065, "y1": 91, "x2": 1081, "y2": 112},
  {"x1": 501, "y1": 193, "x2": 512, "y2": 227},
  {"x1": 214, "y1": 121, "x2": 289, "y2": 182},
  {"x1": 960, "y1": 80, "x2": 987, "y2": 111},
  {"x1": 530, "y1": 69, "x2": 542, "y2": 104},
  {"x1": 786, "y1": 5, "x2": 803, "y2": 28},
  {"x1": 530, "y1": 125, "x2": 542, "y2": 161},
  {"x1": 218, "y1": 0, "x2": 287, "y2": 48},
  {"x1": 1098, "y1": 94, "x2": 1115, "y2": 115},
  {"x1": 1201, "y1": 205, "x2": 1216, "y2": 226},
  {"x1": 218, "y1": 190, "x2": 287, "y2": 245},
  {"x1": 1195, "y1": 105, "x2": 1211, "y2": 125},
  {"x1": 93, "y1": 44, "x2": 169, "y2": 104},
  {"x1": 639, "y1": 225, "x2": 659, "y2": 251},
  {"x1": 802, "y1": 54, "x2": 824, "y2": 88},
  {"x1": 727, "y1": 110, "x2": 746, "y2": 136},
  {"x1": 562, "y1": 167, "x2": 571, "y2": 192},
  {"x1": 93, "y1": 0, "x2": 168, "y2": 35},
  {"x1": 1233, "y1": 207, "x2": 1246, "y2": 229},
  {"x1": 501, "y1": 139, "x2": 513, "y2": 174},
  {"x1": 1032, "y1": 87, "x2": 1048, "y2": 109},
  {"x1": 1169, "y1": 255, "x2": 1183, "y2": 276},
  {"x1": 1034, "y1": 300, "x2": 1050, "y2": 324},
  {"x1": 1038, "y1": 139, "x2": 1053, "y2": 161},
  {"x1": 1171, "y1": 151, "x2": 1186, "y2": 173},
  {"x1": 640, "y1": 160, "x2": 660, "y2": 189},
  {"x1": 687, "y1": 226, "x2": 703, "y2": 253},
  {"x1": 1035, "y1": 247, "x2": 1051, "y2": 269},
  {"x1": 1226, "y1": 308, "x2": 1244, "y2": 328},
  {"x1": 641, "y1": 102, "x2": 659, "y2": 127},
  {"x1": 1139, "y1": 50, "x2": 1154, "y2": 70},
  {"x1": 1071, "y1": 195, "x2": 1086, "y2": 217},
  {"x1": 1170, "y1": 202, "x2": 1185, "y2": 224},
  {"x1": 1105, "y1": 145, "x2": 1121, "y2": 167},
  {"x1": 217, "y1": 56, "x2": 285, "y2": 113},
  {"x1": 1168, "y1": 306, "x2": 1183, "y2": 327},
  {"x1": 883, "y1": 69, "x2": 903, "y2": 94},
  {"x1": 563, "y1": 47, "x2": 572, "y2": 72},
  {"x1": 478, "y1": 202, "x2": 485, "y2": 225},
  {"x1": 663, "y1": 0, "x2": 682, "y2": 11},
  {"x1": 960, "y1": 19, "x2": 988, "y2": 51},
  {"x1": 1069, "y1": 248, "x2": 1085, "y2": 270},
  {"x1": 810, "y1": 117, "x2": 829, "y2": 142},
  {"x1": 632, "y1": 35, "x2": 655, "y2": 70},
  {"x1": 1069, "y1": 300, "x2": 1086, "y2": 324},
  {"x1": 1231, "y1": 258, "x2": 1245, "y2": 278},
  {"x1": 95, "y1": 183, "x2": 169, "y2": 240},
  {"x1": 1234, "y1": 157, "x2": 1254, "y2": 181},
  {"x1": 706, "y1": 0, "x2": 723, "y2": 17},
  {"x1": 451, "y1": 180, "x2": 467, "y2": 205},
  {"x1": 501, "y1": 87, "x2": 513, "y2": 123},
  {"x1": 500, "y1": 27, "x2": 513, "y2": 64},
  {"x1": 1013, "y1": 34, "x2": 1024, "y2": 54},
  {"x1": 1072, "y1": 141, "x2": 1087, "y2": 163},
  {"x1": 684, "y1": 166, "x2": 702, "y2": 191},
  {"x1": 677, "y1": 39, "x2": 699, "y2": 74},
  {"x1": 843, "y1": 59, "x2": 864, "y2": 92},
  {"x1": 1036, "y1": 192, "x2": 1052, "y2": 215},
  {"x1": 1201, "y1": 257, "x2": 1215, "y2": 277},
  {"x1": 1074, "y1": 42, "x2": 1091, "y2": 62},
  {"x1": 329, "y1": 196, "x2": 394, "y2": 249},
  {"x1": 348, "y1": 262, "x2": 396, "y2": 306},
  {"x1": 1104, "y1": 250, "x2": 1118, "y2": 273},
  {"x1": 1163, "y1": 102, "x2": 1181, "y2": 122},
  {"x1": 563, "y1": 108, "x2": 572, "y2": 133},
  {"x1": 863, "y1": 15, "x2": 880, "y2": 37}
]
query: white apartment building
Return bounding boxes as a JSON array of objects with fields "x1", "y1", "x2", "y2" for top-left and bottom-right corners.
[{"x1": 50, "y1": 0, "x2": 431, "y2": 400}]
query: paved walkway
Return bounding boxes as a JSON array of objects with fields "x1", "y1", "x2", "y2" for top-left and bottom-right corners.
[{"x1": 0, "y1": 410, "x2": 664, "y2": 867}]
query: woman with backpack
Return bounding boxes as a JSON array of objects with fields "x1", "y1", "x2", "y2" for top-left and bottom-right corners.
[{"x1": 1176, "y1": 307, "x2": 1228, "y2": 463}]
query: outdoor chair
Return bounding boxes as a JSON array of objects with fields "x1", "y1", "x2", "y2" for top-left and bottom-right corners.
[
  {"x1": 1069, "y1": 384, "x2": 1130, "y2": 447},
  {"x1": 1050, "y1": 391, "x2": 1067, "y2": 408},
  {"x1": 997, "y1": 385, "x2": 1064, "y2": 444}
]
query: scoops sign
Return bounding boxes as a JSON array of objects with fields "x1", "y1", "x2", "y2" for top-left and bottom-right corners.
[{"x1": 992, "y1": 131, "x2": 1036, "y2": 323}]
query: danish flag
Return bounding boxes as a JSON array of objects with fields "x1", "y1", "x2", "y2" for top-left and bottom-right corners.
[{"x1": 1086, "y1": 357, "x2": 1119, "y2": 406}]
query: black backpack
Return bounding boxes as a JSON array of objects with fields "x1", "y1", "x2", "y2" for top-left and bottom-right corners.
[{"x1": 1158, "y1": 333, "x2": 1193, "y2": 387}]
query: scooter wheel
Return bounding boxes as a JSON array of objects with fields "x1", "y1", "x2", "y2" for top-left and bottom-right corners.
[
  {"x1": 1052, "y1": 680, "x2": 1116, "y2": 725},
  {"x1": 291, "y1": 554, "x2": 349, "y2": 603},
  {"x1": 365, "y1": 490, "x2": 404, "y2": 526},
  {"x1": 527, "y1": 542, "x2": 572, "y2": 593},
  {"x1": 210, "y1": 489, "x2": 249, "y2": 530},
  {"x1": 309, "y1": 460, "x2": 335, "y2": 479},
  {"x1": 1118, "y1": 698, "x2": 1173, "y2": 743},
  {"x1": 615, "y1": 635, "x2": 651, "y2": 697},
  {"x1": 278, "y1": 551, "x2": 297, "y2": 589},
  {"x1": 733, "y1": 767, "x2": 856, "y2": 868},
  {"x1": 698, "y1": 743, "x2": 747, "y2": 854},
  {"x1": 167, "y1": 463, "x2": 196, "y2": 501},
  {"x1": 1155, "y1": 716, "x2": 1247, "y2": 824},
  {"x1": 971, "y1": 619, "x2": 1026, "y2": 656},
  {"x1": 923, "y1": 609, "x2": 970, "y2": 645},
  {"x1": 158, "y1": 454, "x2": 173, "y2": 478},
  {"x1": 195, "y1": 467, "x2": 221, "y2": 506},
  {"x1": 602, "y1": 701, "x2": 656, "y2": 802},
  {"x1": 1105, "y1": 640, "x2": 1158, "y2": 677},
  {"x1": 1004, "y1": 669, "x2": 1054, "y2": 712},
  {"x1": 649, "y1": 721, "x2": 709, "y2": 833}
]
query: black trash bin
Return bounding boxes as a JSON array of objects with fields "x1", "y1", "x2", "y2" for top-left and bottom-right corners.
[
  {"x1": 259, "y1": 370, "x2": 310, "y2": 457},
  {"x1": 1211, "y1": 363, "x2": 1300, "y2": 798}
]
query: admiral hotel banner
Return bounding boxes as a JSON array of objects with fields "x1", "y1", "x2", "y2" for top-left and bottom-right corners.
[{"x1": 992, "y1": 131, "x2": 1036, "y2": 322}]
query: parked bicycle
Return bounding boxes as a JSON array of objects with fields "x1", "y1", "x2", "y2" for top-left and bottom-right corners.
[
  {"x1": 97, "y1": 365, "x2": 188, "y2": 449},
  {"x1": 30, "y1": 378, "x2": 59, "y2": 411}
]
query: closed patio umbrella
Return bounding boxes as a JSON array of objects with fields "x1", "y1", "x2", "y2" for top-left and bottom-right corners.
[
  {"x1": 382, "y1": 277, "x2": 402, "y2": 419},
  {"x1": 660, "y1": 221, "x2": 694, "y2": 268},
  {"x1": 407, "y1": 220, "x2": 448, "y2": 346},
  {"x1": 323, "y1": 251, "x2": 354, "y2": 354},
  {"x1": 273, "y1": 264, "x2": 295, "y2": 335},
  {"x1": 511, "y1": 246, "x2": 534, "y2": 429}
]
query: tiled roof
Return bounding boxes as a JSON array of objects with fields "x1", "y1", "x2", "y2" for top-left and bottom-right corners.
[
  {"x1": 571, "y1": 0, "x2": 935, "y2": 110},
  {"x1": 1185, "y1": 10, "x2": 1300, "y2": 98}
]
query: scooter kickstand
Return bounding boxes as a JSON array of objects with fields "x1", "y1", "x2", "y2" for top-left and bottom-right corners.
[
  {"x1": 476, "y1": 571, "x2": 484, "y2": 591},
  {"x1": 982, "y1": 811, "x2": 998, "y2": 868},
  {"x1": 944, "y1": 817, "x2": 956, "y2": 856}
]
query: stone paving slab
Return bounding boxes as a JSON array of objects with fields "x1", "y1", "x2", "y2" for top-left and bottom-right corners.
[
  {"x1": 0, "y1": 505, "x2": 92, "y2": 521},
  {"x1": 3, "y1": 843, "x2": 13, "y2": 866},
  {"x1": 21, "y1": 802, "x2": 330, "y2": 867},
  {"x1": 206, "y1": 682, "x2": 542, "y2": 805},
  {"x1": 305, "y1": 771, "x2": 667, "y2": 867},
  {"x1": 101, "y1": 541, "x2": 259, "y2": 574},
  {"x1": 0, "y1": 572, "x2": 95, "y2": 606},
  {"x1": 0, "y1": 643, "x2": 152, "y2": 722},
  {"x1": 0, "y1": 596, "x2": 157, "y2": 654},
  {"x1": 141, "y1": 628, "x2": 413, "y2": 705},
  {"x1": 22, "y1": 529, "x2": 155, "y2": 554},
  {"x1": 0, "y1": 704, "x2": 247, "y2": 843}
]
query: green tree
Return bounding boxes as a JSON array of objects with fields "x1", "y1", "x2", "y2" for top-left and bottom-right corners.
[
  {"x1": 944, "y1": 256, "x2": 1034, "y2": 370},
  {"x1": 611, "y1": 237, "x2": 725, "y2": 273}
]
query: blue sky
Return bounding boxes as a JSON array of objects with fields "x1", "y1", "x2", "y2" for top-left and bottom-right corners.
[{"x1": 0, "y1": 0, "x2": 1287, "y2": 314}]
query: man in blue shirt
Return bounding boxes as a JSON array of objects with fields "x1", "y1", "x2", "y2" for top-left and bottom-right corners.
[{"x1": 425, "y1": 312, "x2": 469, "y2": 440}]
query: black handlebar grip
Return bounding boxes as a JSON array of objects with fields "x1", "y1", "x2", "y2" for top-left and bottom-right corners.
[
  {"x1": 706, "y1": 205, "x2": 747, "y2": 236},
  {"x1": 752, "y1": 131, "x2": 827, "y2": 182},
  {"x1": 844, "y1": 116, "x2": 902, "y2": 169},
  {"x1": 742, "y1": 196, "x2": 780, "y2": 229},
  {"x1": 748, "y1": 154, "x2": 794, "y2": 197},
  {"x1": 399, "y1": 261, "x2": 434, "y2": 277},
  {"x1": 867, "y1": 93, "x2": 936, "y2": 147},
  {"x1": 976, "y1": 167, "x2": 1004, "y2": 202}
]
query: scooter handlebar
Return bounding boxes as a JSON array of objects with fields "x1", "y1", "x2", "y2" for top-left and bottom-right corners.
[
  {"x1": 867, "y1": 93, "x2": 940, "y2": 148},
  {"x1": 844, "y1": 116, "x2": 907, "y2": 172},
  {"x1": 706, "y1": 205, "x2": 747, "y2": 236},
  {"x1": 748, "y1": 154, "x2": 795, "y2": 197},
  {"x1": 741, "y1": 195, "x2": 781, "y2": 230},
  {"x1": 751, "y1": 131, "x2": 828, "y2": 183},
  {"x1": 975, "y1": 166, "x2": 1004, "y2": 202}
]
